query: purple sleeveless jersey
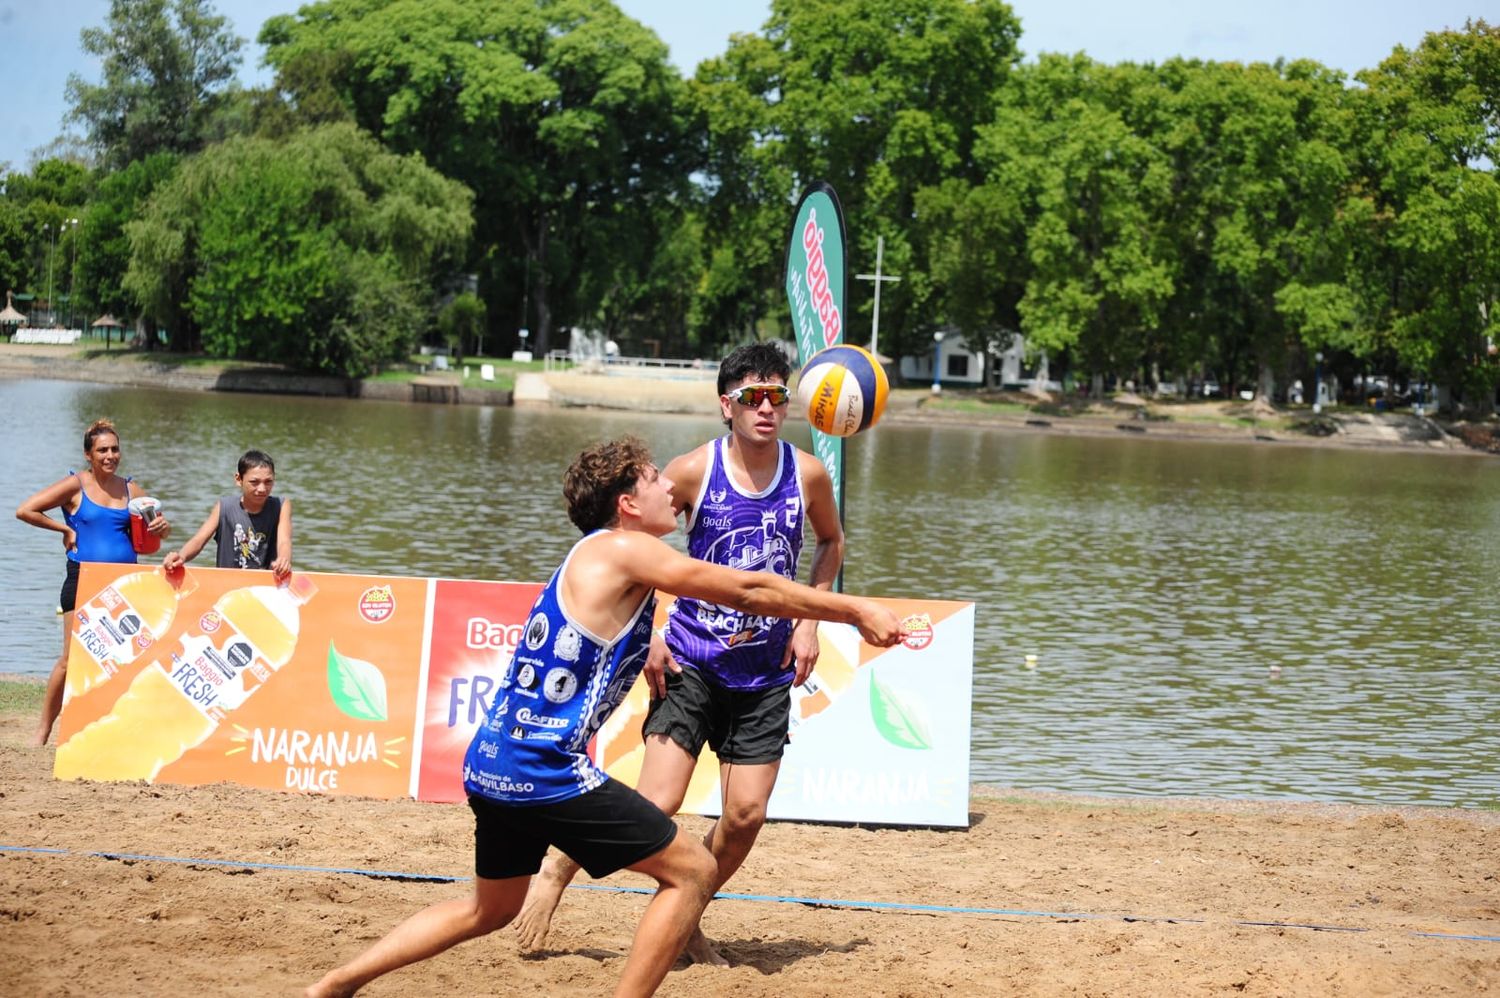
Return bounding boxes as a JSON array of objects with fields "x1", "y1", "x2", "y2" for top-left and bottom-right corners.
[{"x1": 664, "y1": 437, "x2": 805, "y2": 691}]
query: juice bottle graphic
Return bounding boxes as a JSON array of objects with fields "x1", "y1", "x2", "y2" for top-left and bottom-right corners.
[
  {"x1": 55, "y1": 575, "x2": 317, "y2": 783},
  {"x1": 788, "y1": 622, "x2": 862, "y2": 729},
  {"x1": 66, "y1": 566, "x2": 199, "y2": 699}
]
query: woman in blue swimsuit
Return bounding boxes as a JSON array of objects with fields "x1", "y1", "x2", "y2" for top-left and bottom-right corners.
[{"x1": 15, "y1": 419, "x2": 172, "y2": 745}]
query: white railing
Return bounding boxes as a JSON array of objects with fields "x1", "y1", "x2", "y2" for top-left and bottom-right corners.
[
  {"x1": 609, "y1": 355, "x2": 713, "y2": 370},
  {"x1": 12, "y1": 327, "x2": 83, "y2": 344}
]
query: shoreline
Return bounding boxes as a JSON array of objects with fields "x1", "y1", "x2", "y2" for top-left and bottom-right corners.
[
  {"x1": 3, "y1": 342, "x2": 1495, "y2": 457},
  {"x1": 1, "y1": 673, "x2": 1492, "y2": 824}
]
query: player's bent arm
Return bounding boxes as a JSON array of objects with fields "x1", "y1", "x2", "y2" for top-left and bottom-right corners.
[
  {"x1": 662, "y1": 446, "x2": 708, "y2": 517},
  {"x1": 15, "y1": 476, "x2": 82, "y2": 532},
  {"x1": 621, "y1": 534, "x2": 901, "y2": 646}
]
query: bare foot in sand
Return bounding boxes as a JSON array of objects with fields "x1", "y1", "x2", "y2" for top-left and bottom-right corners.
[
  {"x1": 682, "y1": 926, "x2": 730, "y2": 967},
  {"x1": 304, "y1": 977, "x2": 354, "y2": 998},
  {"x1": 514, "y1": 859, "x2": 573, "y2": 951}
]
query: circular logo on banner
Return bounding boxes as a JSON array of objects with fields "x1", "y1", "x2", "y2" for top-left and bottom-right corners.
[
  {"x1": 900, "y1": 613, "x2": 934, "y2": 651},
  {"x1": 199, "y1": 610, "x2": 223, "y2": 634},
  {"x1": 543, "y1": 667, "x2": 579, "y2": 704},
  {"x1": 358, "y1": 585, "x2": 396, "y2": 623}
]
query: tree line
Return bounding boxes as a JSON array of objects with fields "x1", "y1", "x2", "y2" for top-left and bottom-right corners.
[{"x1": 0, "y1": 0, "x2": 1494, "y2": 411}]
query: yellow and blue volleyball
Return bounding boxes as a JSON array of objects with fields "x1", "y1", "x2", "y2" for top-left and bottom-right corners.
[{"x1": 797, "y1": 344, "x2": 889, "y2": 437}]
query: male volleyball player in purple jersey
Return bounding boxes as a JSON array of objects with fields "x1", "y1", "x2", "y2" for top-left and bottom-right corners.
[
  {"x1": 517, "y1": 342, "x2": 844, "y2": 966},
  {"x1": 305, "y1": 437, "x2": 899, "y2": 998}
]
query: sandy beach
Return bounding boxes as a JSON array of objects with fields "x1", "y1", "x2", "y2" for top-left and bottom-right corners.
[{"x1": 1, "y1": 679, "x2": 1496, "y2": 997}]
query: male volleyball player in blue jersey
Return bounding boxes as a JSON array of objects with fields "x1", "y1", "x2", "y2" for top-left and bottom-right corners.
[
  {"x1": 305, "y1": 436, "x2": 899, "y2": 998},
  {"x1": 517, "y1": 342, "x2": 844, "y2": 966}
]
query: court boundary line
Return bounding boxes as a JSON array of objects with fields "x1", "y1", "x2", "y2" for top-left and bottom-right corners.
[{"x1": 3, "y1": 843, "x2": 1496, "y2": 943}]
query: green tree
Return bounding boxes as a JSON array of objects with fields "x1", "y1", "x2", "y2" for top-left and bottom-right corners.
[
  {"x1": 0, "y1": 192, "x2": 26, "y2": 299},
  {"x1": 1, "y1": 160, "x2": 94, "y2": 319},
  {"x1": 261, "y1": 0, "x2": 697, "y2": 356},
  {"x1": 1355, "y1": 20, "x2": 1500, "y2": 412},
  {"x1": 66, "y1": 0, "x2": 245, "y2": 170},
  {"x1": 77, "y1": 154, "x2": 181, "y2": 332},
  {"x1": 694, "y1": 0, "x2": 1022, "y2": 357},
  {"x1": 438, "y1": 292, "x2": 487, "y2": 360},
  {"x1": 125, "y1": 124, "x2": 473, "y2": 374}
]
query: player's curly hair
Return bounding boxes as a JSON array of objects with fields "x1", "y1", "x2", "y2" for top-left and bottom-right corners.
[
  {"x1": 563, "y1": 435, "x2": 655, "y2": 533},
  {"x1": 83, "y1": 418, "x2": 118, "y2": 452}
]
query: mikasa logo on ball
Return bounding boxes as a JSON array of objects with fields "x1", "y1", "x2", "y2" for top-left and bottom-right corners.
[{"x1": 811, "y1": 379, "x2": 839, "y2": 427}]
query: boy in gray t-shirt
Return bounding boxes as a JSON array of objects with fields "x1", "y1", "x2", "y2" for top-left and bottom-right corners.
[{"x1": 163, "y1": 450, "x2": 293, "y2": 577}]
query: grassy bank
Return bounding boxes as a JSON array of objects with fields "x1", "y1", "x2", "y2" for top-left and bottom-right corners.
[
  {"x1": 0, "y1": 342, "x2": 544, "y2": 393},
  {"x1": 0, "y1": 676, "x2": 43, "y2": 716}
]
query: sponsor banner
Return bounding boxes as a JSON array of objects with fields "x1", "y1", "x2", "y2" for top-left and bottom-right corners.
[
  {"x1": 785, "y1": 181, "x2": 848, "y2": 518},
  {"x1": 55, "y1": 566, "x2": 975, "y2": 828},
  {"x1": 597, "y1": 598, "x2": 975, "y2": 828},
  {"x1": 413, "y1": 578, "x2": 544, "y2": 803},
  {"x1": 56, "y1": 563, "x2": 427, "y2": 798}
]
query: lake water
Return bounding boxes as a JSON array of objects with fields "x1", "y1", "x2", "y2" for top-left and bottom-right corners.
[{"x1": 3, "y1": 376, "x2": 1497, "y2": 807}]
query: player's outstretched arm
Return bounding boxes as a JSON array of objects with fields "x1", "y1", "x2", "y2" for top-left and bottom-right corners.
[{"x1": 611, "y1": 532, "x2": 902, "y2": 647}]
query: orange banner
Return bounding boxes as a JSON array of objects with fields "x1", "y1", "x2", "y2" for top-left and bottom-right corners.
[
  {"x1": 55, "y1": 563, "x2": 427, "y2": 798},
  {"x1": 54, "y1": 565, "x2": 974, "y2": 826}
]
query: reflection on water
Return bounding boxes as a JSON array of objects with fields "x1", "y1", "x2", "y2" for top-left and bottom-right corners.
[{"x1": 3, "y1": 377, "x2": 1497, "y2": 807}]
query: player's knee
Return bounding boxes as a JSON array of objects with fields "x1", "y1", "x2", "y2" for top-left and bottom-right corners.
[
  {"x1": 472, "y1": 899, "x2": 518, "y2": 935},
  {"x1": 641, "y1": 784, "x2": 687, "y2": 815},
  {"x1": 684, "y1": 845, "x2": 717, "y2": 901},
  {"x1": 719, "y1": 798, "x2": 768, "y2": 838},
  {"x1": 661, "y1": 838, "x2": 716, "y2": 898}
]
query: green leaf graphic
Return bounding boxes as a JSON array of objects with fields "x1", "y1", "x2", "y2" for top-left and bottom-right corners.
[
  {"x1": 327, "y1": 643, "x2": 389, "y2": 722},
  {"x1": 868, "y1": 672, "x2": 932, "y2": 751}
]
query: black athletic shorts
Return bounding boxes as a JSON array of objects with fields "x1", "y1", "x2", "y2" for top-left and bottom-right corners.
[
  {"x1": 59, "y1": 559, "x2": 80, "y2": 613},
  {"x1": 642, "y1": 666, "x2": 792, "y2": 766},
  {"x1": 467, "y1": 779, "x2": 677, "y2": 881}
]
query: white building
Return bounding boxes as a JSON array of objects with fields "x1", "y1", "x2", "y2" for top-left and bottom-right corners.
[
  {"x1": 899, "y1": 331, "x2": 1055, "y2": 390},
  {"x1": 899, "y1": 333, "x2": 986, "y2": 386}
]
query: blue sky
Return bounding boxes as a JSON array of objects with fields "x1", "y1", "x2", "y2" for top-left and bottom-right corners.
[{"x1": 0, "y1": 1, "x2": 1486, "y2": 169}]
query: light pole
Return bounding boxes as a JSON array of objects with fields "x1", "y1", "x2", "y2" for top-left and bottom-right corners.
[
  {"x1": 931, "y1": 331, "x2": 945, "y2": 394},
  {"x1": 1313, "y1": 351, "x2": 1324, "y2": 414},
  {"x1": 44, "y1": 222, "x2": 57, "y2": 326},
  {"x1": 64, "y1": 218, "x2": 79, "y2": 330}
]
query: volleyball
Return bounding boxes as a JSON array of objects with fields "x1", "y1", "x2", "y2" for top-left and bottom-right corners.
[{"x1": 797, "y1": 344, "x2": 889, "y2": 437}]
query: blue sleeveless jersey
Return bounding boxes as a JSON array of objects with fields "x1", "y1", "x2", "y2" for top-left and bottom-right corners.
[
  {"x1": 665, "y1": 437, "x2": 805, "y2": 691},
  {"x1": 463, "y1": 533, "x2": 656, "y2": 805}
]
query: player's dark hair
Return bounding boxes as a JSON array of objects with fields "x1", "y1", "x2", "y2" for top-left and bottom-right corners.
[
  {"x1": 563, "y1": 436, "x2": 654, "y2": 533},
  {"x1": 717, "y1": 342, "x2": 792, "y2": 397},
  {"x1": 238, "y1": 450, "x2": 275, "y2": 476}
]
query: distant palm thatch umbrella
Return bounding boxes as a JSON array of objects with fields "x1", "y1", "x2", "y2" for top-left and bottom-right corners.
[
  {"x1": 92, "y1": 312, "x2": 125, "y2": 349},
  {"x1": 0, "y1": 289, "x2": 27, "y2": 328}
]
